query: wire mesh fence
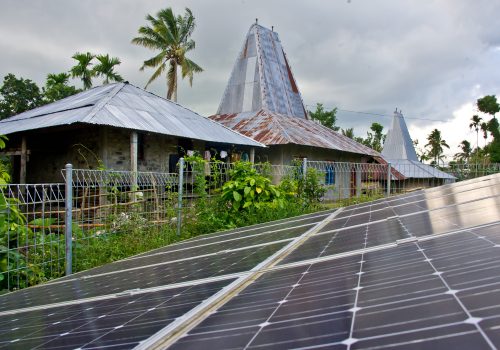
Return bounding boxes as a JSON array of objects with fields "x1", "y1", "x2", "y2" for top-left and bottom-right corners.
[
  {"x1": 444, "y1": 163, "x2": 500, "y2": 181},
  {"x1": 0, "y1": 183, "x2": 66, "y2": 291},
  {"x1": 2, "y1": 159, "x2": 499, "y2": 291}
]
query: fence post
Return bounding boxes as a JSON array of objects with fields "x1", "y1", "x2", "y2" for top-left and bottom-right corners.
[
  {"x1": 302, "y1": 158, "x2": 308, "y2": 179},
  {"x1": 176, "y1": 157, "x2": 184, "y2": 237},
  {"x1": 386, "y1": 162, "x2": 391, "y2": 197},
  {"x1": 65, "y1": 163, "x2": 73, "y2": 276}
]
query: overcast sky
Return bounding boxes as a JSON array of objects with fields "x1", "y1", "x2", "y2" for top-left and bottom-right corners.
[{"x1": 1, "y1": 0, "x2": 499, "y2": 159}]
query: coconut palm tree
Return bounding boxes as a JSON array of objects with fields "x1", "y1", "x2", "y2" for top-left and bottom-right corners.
[
  {"x1": 131, "y1": 7, "x2": 203, "y2": 101},
  {"x1": 469, "y1": 115, "x2": 482, "y2": 151},
  {"x1": 425, "y1": 129, "x2": 450, "y2": 166},
  {"x1": 70, "y1": 52, "x2": 95, "y2": 89},
  {"x1": 92, "y1": 54, "x2": 124, "y2": 84},
  {"x1": 454, "y1": 140, "x2": 472, "y2": 163}
]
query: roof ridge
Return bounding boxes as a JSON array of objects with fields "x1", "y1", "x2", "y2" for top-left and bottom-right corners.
[{"x1": 81, "y1": 83, "x2": 126, "y2": 123}]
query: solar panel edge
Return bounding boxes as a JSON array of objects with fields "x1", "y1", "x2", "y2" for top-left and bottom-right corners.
[
  {"x1": 0, "y1": 273, "x2": 239, "y2": 317},
  {"x1": 135, "y1": 208, "x2": 346, "y2": 350}
]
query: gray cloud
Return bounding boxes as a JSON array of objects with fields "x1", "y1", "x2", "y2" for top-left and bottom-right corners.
[{"x1": 1, "y1": 0, "x2": 499, "y2": 154}]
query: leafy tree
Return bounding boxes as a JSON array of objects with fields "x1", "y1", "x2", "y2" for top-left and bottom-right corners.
[
  {"x1": 486, "y1": 117, "x2": 500, "y2": 162},
  {"x1": 43, "y1": 73, "x2": 80, "y2": 103},
  {"x1": 469, "y1": 115, "x2": 482, "y2": 151},
  {"x1": 0, "y1": 74, "x2": 44, "y2": 119},
  {"x1": 309, "y1": 103, "x2": 339, "y2": 131},
  {"x1": 132, "y1": 7, "x2": 203, "y2": 101},
  {"x1": 425, "y1": 128, "x2": 449, "y2": 166},
  {"x1": 454, "y1": 140, "x2": 472, "y2": 163},
  {"x1": 92, "y1": 54, "x2": 124, "y2": 84},
  {"x1": 477, "y1": 95, "x2": 500, "y2": 163},
  {"x1": 341, "y1": 128, "x2": 355, "y2": 139},
  {"x1": 70, "y1": 52, "x2": 95, "y2": 89},
  {"x1": 360, "y1": 122, "x2": 385, "y2": 152},
  {"x1": 477, "y1": 95, "x2": 500, "y2": 118}
]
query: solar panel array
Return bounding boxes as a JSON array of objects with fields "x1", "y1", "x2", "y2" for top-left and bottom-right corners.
[{"x1": 1, "y1": 174, "x2": 500, "y2": 349}]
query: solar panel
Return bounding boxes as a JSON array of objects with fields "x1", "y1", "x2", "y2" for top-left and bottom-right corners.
[
  {"x1": 1, "y1": 174, "x2": 500, "y2": 349},
  {"x1": 171, "y1": 223, "x2": 500, "y2": 349},
  {"x1": 0, "y1": 280, "x2": 234, "y2": 349}
]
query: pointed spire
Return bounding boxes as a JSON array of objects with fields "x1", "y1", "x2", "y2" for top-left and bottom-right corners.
[
  {"x1": 381, "y1": 110, "x2": 418, "y2": 161},
  {"x1": 216, "y1": 23, "x2": 307, "y2": 119}
]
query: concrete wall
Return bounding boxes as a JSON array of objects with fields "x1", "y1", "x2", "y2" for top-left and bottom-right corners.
[{"x1": 254, "y1": 144, "x2": 370, "y2": 165}]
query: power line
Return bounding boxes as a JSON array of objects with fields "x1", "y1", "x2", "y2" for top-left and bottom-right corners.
[{"x1": 305, "y1": 104, "x2": 449, "y2": 122}]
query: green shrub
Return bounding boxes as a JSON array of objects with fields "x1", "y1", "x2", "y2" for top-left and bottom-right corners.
[
  {"x1": 221, "y1": 161, "x2": 283, "y2": 211},
  {"x1": 298, "y1": 168, "x2": 327, "y2": 205}
]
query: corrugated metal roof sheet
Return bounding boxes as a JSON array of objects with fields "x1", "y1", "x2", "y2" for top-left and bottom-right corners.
[
  {"x1": 387, "y1": 159, "x2": 456, "y2": 179},
  {"x1": 0, "y1": 83, "x2": 265, "y2": 148},
  {"x1": 217, "y1": 24, "x2": 307, "y2": 119},
  {"x1": 382, "y1": 110, "x2": 419, "y2": 161},
  {"x1": 211, "y1": 110, "x2": 380, "y2": 157},
  {"x1": 381, "y1": 110, "x2": 454, "y2": 179}
]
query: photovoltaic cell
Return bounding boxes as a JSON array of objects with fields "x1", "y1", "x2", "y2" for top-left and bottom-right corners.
[{"x1": 0, "y1": 279, "x2": 233, "y2": 350}]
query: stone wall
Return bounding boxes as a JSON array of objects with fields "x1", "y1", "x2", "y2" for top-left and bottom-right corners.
[
  {"x1": 17, "y1": 126, "x2": 204, "y2": 183},
  {"x1": 99, "y1": 128, "x2": 179, "y2": 172}
]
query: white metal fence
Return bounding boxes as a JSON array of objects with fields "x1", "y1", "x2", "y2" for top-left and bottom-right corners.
[{"x1": 1, "y1": 159, "x2": 498, "y2": 291}]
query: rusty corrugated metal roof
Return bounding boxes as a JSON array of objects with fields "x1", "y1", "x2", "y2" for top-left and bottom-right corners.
[
  {"x1": 211, "y1": 110, "x2": 381, "y2": 157},
  {"x1": 217, "y1": 23, "x2": 307, "y2": 119},
  {"x1": 0, "y1": 83, "x2": 265, "y2": 148},
  {"x1": 214, "y1": 23, "x2": 381, "y2": 159}
]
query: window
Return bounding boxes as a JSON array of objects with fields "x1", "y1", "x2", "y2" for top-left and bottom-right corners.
[{"x1": 325, "y1": 165, "x2": 335, "y2": 185}]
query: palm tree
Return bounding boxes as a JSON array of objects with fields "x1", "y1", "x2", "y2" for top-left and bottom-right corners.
[
  {"x1": 131, "y1": 7, "x2": 203, "y2": 101},
  {"x1": 70, "y1": 52, "x2": 95, "y2": 89},
  {"x1": 93, "y1": 54, "x2": 124, "y2": 84},
  {"x1": 454, "y1": 140, "x2": 472, "y2": 163},
  {"x1": 425, "y1": 129, "x2": 450, "y2": 166},
  {"x1": 44, "y1": 72, "x2": 79, "y2": 102},
  {"x1": 469, "y1": 115, "x2": 482, "y2": 152},
  {"x1": 46, "y1": 72, "x2": 71, "y2": 86}
]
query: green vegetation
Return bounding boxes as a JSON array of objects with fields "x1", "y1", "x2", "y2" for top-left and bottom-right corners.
[
  {"x1": 221, "y1": 162, "x2": 283, "y2": 212},
  {"x1": 92, "y1": 54, "x2": 124, "y2": 85},
  {"x1": 132, "y1": 7, "x2": 203, "y2": 101},
  {"x1": 362, "y1": 122, "x2": 385, "y2": 152},
  {"x1": 309, "y1": 103, "x2": 339, "y2": 131},
  {"x1": 0, "y1": 51, "x2": 123, "y2": 119},
  {"x1": 71, "y1": 52, "x2": 124, "y2": 89},
  {"x1": 0, "y1": 74, "x2": 44, "y2": 119},
  {"x1": 454, "y1": 140, "x2": 472, "y2": 163},
  {"x1": 425, "y1": 128, "x2": 450, "y2": 166},
  {"x1": 44, "y1": 73, "x2": 80, "y2": 103},
  {"x1": 70, "y1": 52, "x2": 95, "y2": 89}
]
